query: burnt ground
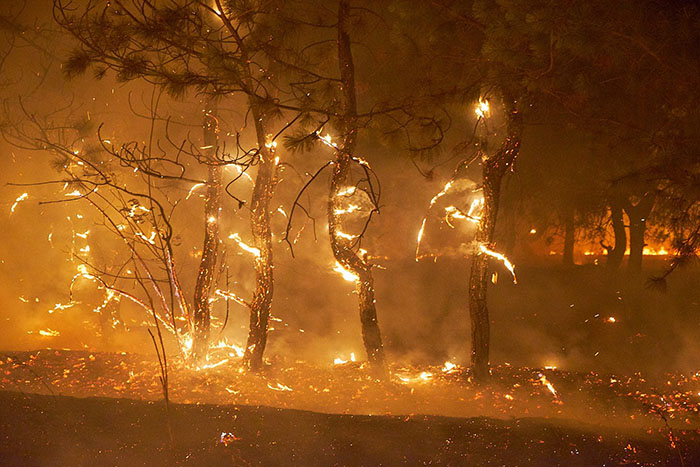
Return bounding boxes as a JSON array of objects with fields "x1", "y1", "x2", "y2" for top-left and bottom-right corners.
[{"x1": 0, "y1": 390, "x2": 697, "y2": 466}]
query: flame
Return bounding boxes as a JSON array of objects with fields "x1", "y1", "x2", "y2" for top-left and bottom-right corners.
[
  {"x1": 467, "y1": 197, "x2": 484, "y2": 220},
  {"x1": 334, "y1": 230, "x2": 357, "y2": 241},
  {"x1": 415, "y1": 218, "x2": 428, "y2": 261},
  {"x1": 228, "y1": 164, "x2": 254, "y2": 183},
  {"x1": 10, "y1": 193, "x2": 28, "y2": 214},
  {"x1": 267, "y1": 382, "x2": 293, "y2": 392},
  {"x1": 229, "y1": 233, "x2": 261, "y2": 257},
  {"x1": 316, "y1": 131, "x2": 339, "y2": 150},
  {"x1": 37, "y1": 328, "x2": 60, "y2": 337},
  {"x1": 213, "y1": 339, "x2": 245, "y2": 358},
  {"x1": 337, "y1": 186, "x2": 357, "y2": 197},
  {"x1": 606, "y1": 317, "x2": 617, "y2": 323},
  {"x1": 416, "y1": 181, "x2": 457, "y2": 260},
  {"x1": 444, "y1": 200, "x2": 482, "y2": 228},
  {"x1": 643, "y1": 246, "x2": 670, "y2": 256},
  {"x1": 479, "y1": 245, "x2": 517, "y2": 284},
  {"x1": 126, "y1": 204, "x2": 150, "y2": 218},
  {"x1": 215, "y1": 289, "x2": 249, "y2": 308},
  {"x1": 430, "y1": 181, "x2": 453, "y2": 208},
  {"x1": 333, "y1": 261, "x2": 359, "y2": 282},
  {"x1": 333, "y1": 352, "x2": 357, "y2": 365},
  {"x1": 475, "y1": 98, "x2": 490, "y2": 118},
  {"x1": 135, "y1": 231, "x2": 158, "y2": 245},
  {"x1": 49, "y1": 302, "x2": 76, "y2": 314},
  {"x1": 197, "y1": 359, "x2": 229, "y2": 370},
  {"x1": 181, "y1": 336, "x2": 193, "y2": 356},
  {"x1": 186, "y1": 182, "x2": 205, "y2": 200},
  {"x1": 92, "y1": 289, "x2": 118, "y2": 315},
  {"x1": 442, "y1": 361, "x2": 459, "y2": 374},
  {"x1": 539, "y1": 373, "x2": 558, "y2": 398},
  {"x1": 396, "y1": 370, "x2": 434, "y2": 384},
  {"x1": 334, "y1": 204, "x2": 360, "y2": 215}
]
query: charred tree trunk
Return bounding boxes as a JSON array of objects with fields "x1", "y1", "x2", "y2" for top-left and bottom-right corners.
[
  {"x1": 193, "y1": 105, "x2": 222, "y2": 362},
  {"x1": 606, "y1": 199, "x2": 626, "y2": 271},
  {"x1": 563, "y1": 207, "x2": 575, "y2": 266},
  {"x1": 331, "y1": 0, "x2": 385, "y2": 371},
  {"x1": 624, "y1": 192, "x2": 654, "y2": 274},
  {"x1": 469, "y1": 101, "x2": 522, "y2": 383},
  {"x1": 243, "y1": 105, "x2": 277, "y2": 371}
]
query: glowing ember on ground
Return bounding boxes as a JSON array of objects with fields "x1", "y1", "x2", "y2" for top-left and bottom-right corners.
[{"x1": 267, "y1": 382, "x2": 293, "y2": 392}]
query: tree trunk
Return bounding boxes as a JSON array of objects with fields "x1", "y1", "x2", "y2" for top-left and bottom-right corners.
[
  {"x1": 606, "y1": 199, "x2": 626, "y2": 271},
  {"x1": 332, "y1": 0, "x2": 385, "y2": 372},
  {"x1": 193, "y1": 104, "x2": 222, "y2": 362},
  {"x1": 624, "y1": 192, "x2": 654, "y2": 274},
  {"x1": 563, "y1": 207, "x2": 575, "y2": 266},
  {"x1": 243, "y1": 105, "x2": 277, "y2": 371},
  {"x1": 469, "y1": 100, "x2": 522, "y2": 383}
]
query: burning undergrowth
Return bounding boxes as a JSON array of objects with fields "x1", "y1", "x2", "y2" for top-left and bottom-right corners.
[{"x1": 1, "y1": 349, "x2": 698, "y2": 433}]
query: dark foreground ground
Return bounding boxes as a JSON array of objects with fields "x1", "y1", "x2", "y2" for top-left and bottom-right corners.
[{"x1": 0, "y1": 391, "x2": 697, "y2": 466}]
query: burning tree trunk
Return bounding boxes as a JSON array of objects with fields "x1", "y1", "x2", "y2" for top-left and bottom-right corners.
[
  {"x1": 469, "y1": 101, "x2": 522, "y2": 382},
  {"x1": 193, "y1": 105, "x2": 223, "y2": 362},
  {"x1": 624, "y1": 192, "x2": 654, "y2": 274},
  {"x1": 243, "y1": 104, "x2": 277, "y2": 371},
  {"x1": 563, "y1": 207, "x2": 575, "y2": 266},
  {"x1": 330, "y1": 0, "x2": 385, "y2": 371},
  {"x1": 606, "y1": 198, "x2": 627, "y2": 270}
]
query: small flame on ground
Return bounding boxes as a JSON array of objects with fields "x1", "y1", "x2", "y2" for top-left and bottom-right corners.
[
  {"x1": 442, "y1": 361, "x2": 459, "y2": 374},
  {"x1": 267, "y1": 382, "x2": 293, "y2": 392},
  {"x1": 333, "y1": 353, "x2": 357, "y2": 365},
  {"x1": 539, "y1": 373, "x2": 558, "y2": 398}
]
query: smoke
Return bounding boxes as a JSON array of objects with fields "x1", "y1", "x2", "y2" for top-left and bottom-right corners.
[{"x1": 1, "y1": 0, "x2": 698, "y2": 383}]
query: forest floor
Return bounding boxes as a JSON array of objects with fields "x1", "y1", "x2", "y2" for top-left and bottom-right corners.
[{"x1": 0, "y1": 349, "x2": 699, "y2": 465}]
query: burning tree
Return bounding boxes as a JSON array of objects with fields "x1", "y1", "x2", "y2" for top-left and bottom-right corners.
[
  {"x1": 52, "y1": 0, "x2": 304, "y2": 369},
  {"x1": 278, "y1": 0, "x2": 453, "y2": 372},
  {"x1": 4, "y1": 90, "x2": 230, "y2": 359}
]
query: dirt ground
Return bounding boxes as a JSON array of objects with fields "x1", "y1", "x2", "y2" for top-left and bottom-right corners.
[{"x1": 0, "y1": 390, "x2": 697, "y2": 466}]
